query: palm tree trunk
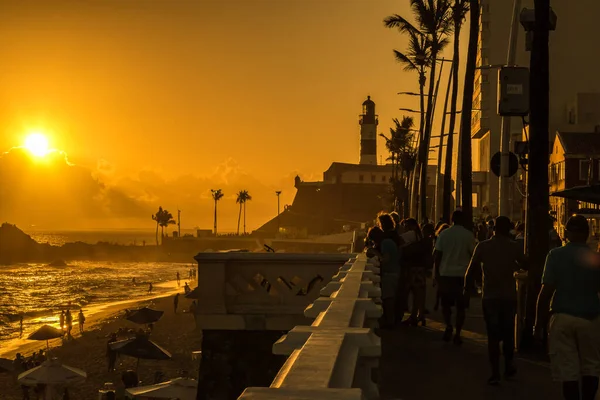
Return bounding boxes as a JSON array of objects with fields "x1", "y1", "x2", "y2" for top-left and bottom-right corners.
[
  {"x1": 435, "y1": 64, "x2": 454, "y2": 222},
  {"x1": 213, "y1": 200, "x2": 218, "y2": 236},
  {"x1": 410, "y1": 69, "x2": 427, "y2": 218},
  {"x1": 160, "y1": 225, "x2": 164, "y2": 245},
  {"x1": 444, "y1": 15, "x2": 463, "y2": 222},
  {"x1": 155, "y1": 222, "x2": 159, "y2": 246},
  {"x1": 243, "y1": 202, "x2": 247, "y2": 234},
  {"x1": 419, "y1": 54, "x2": 439, "y2": 222},
  {"x1": 460, "y1": 0, "x2": 480, "y2": 229},
  {"x1": 237, "y1": 204, "x2": 242, "y2": 235}
]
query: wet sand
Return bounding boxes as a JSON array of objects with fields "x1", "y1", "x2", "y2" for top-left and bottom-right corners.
[{"x1": 0, "y1": 284, "x2": 201, "y2": 399}]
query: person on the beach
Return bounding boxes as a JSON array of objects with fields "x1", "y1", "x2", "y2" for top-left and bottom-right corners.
[
  {"x1": 184, "y1": 282, "x2": 191, "y2": 295},
  {"x1": 59, "y1": 310, "x2": 65, "y2": 332},
  {"x1": 148, "y1": 283, "x2": 153, "y2": 294},
  {"x1": 107, "y1": 333, "x2": 118, "y2": 372},
  {"x1": 65, "y1": 310, "x2": 73, "y2": 338},
  {"x1": 37, "y1": 350, "x2": 46, "y2": 363},
  {"x1": 132, "y1": 277, "x2": 136, "y2": 285},
  {"x1": 19, "y1": 314, "x2": 23, "y2": 336},
  {"x1": 176, "y1": 272, "x2": 181, "y2": 286},
  {"x1": 174, "y1": 293, "x2": 180, "y2": 313},
  {"x1": 78, "y1": 309, "x2": 86, "y2": 334}
]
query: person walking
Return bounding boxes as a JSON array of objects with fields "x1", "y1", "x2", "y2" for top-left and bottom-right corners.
[
  {"x1": 374, "y1": 213, "x2": 401, "y2": 329},
  {"x1": 59, "y1": 310, "x2": 65, "y2": 333},
  {"x1": 173, "y1": 293, "x2": 180, "y2": 313},
  {"x1": 78, "y1": 309, "x2": 85, "y2": 334},
  {"x1": 465, "y1": 216, "x2": 526, "y2": 385},
  {"x1": 176, "y1": 272, "x2": 181, "y2": 287},
  {"x1": 65, "y1": 310, "x2": 73, "y2": 338},
  {"x1": 535, "y1": 215, "x2": 600, "y2": 400},
  {"x1": 148, "y1": 283, "x2": 153, "y2": 294},
  {"x1": 434, "y1": 210, "x2": 476, "y2": 345},
  {"x1": 106, "y1": 333, "x2": 118, "y2": 372}
]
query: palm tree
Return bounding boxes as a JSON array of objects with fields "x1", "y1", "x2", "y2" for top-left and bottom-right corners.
[
  {"x1": 158, "y1": 209, "x2": 176, "y2": 241},
  {"x1": 151, "y1": 207, "x2": 163, "y2": 246},
  {"x1": 211, "y1": 189, "x2": 224, "y2": 235},
  {"x1": 385, "y1": 0, "x2": 452, "y2": 220},
  {"x1": 459, "y1": 0, "x2": 480, "y2": 229},
  {"x1": 380, "y1": 116, "x2": 416, "y2": 213},
  {"x1": 384, "y1": 18, "x2": 431, "y2": 217},
  {"x1": 443, "y1": 0, "x2": 469, "y2": 222},
  {"x1": 241, "y1": 190, "x2": 252, "y2": 234},
  {"x1": 235, "y1": 190, "x2": 252, "y2": 235}
]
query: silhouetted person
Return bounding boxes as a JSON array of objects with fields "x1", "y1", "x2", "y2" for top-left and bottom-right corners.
[
  {"x1": 173, "y1": 293, "x2": 179, "y2": 313},
  {"x1": 434, "y1": 210, "x2": 476, "y2": 345},
  {"x1": 59, "y1": 310, "x2": 65, "y2": 332},
  {"x1": 374, "y1": 213, "x2": 400, "y2": 329},
  {"x1": 65, "y1": 310, "x2": 73, "y2": 338},
  {"x1": 536, "y1": 215, "x2": 600, "y2": 400},
  {"x1": 148, "y1": 283, "x2": 153, "y2": 294},
  {"x1": 184, "y1": 282, "x2": 191, "y2": 295},
  {"x1": 176, "y1": 271, "x2": 180, "y2": 286},
  {"x1": 78, "y1": 309, "x2": 85, "y2": 334},
  {"x1": 19, "y1": 314, "x2": 23, "y2": 337},
  {"x1": 107, "y1": 333, "x2": 118, "y2": 372},
  {"x1": 465, "y1": 216, "x2": 526, "y2": 385}
]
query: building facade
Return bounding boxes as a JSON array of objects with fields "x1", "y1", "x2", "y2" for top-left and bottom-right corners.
[{"x1": 470, "y1": 0, "x2": 600, "y2": 220}]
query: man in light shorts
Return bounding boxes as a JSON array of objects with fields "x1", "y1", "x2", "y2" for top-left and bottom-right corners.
[{"x1": 535, "y1": 215, "x2": 600, "y2": 400}]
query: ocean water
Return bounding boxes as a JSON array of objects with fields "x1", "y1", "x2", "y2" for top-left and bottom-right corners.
[{"x1": 0, "y1": 261, "x2": 195, "y2": 354}]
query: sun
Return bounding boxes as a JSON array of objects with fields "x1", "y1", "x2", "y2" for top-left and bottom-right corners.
[{"x1": 24, "y1": 133, "x2": 50, "y2": 157}]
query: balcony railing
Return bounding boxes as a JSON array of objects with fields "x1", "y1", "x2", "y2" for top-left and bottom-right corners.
[{"x1": 239, "y1": 253, "x2": 382, "y2": 400}]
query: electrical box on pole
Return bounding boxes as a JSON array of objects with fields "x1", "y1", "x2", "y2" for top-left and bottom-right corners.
[{"x1": 498, "y1": 67, "x2": 530, "y2": 117}]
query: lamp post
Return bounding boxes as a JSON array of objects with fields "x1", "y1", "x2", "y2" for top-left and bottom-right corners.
[{"x1": 275, "y1": 191, "x2": 282, "y2": 234}]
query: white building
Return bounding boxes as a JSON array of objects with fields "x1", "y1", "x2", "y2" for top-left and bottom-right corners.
[{"x1": 469, "y1": 0, "x2": 600, "y2": 220}]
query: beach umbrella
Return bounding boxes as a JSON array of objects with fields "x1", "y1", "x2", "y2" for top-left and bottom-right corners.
[
  {"x1": 0, "y1": 358, "x2": 14, "y2": 373},
  {"x1": 27, "y1": 325, "x2": 63, "y2": 352},
  {"x1": 125, "y1": 377, "x2": 197, "y2": 400},
  {"x1": 110, "y1": 334, "x2": 171, "y2": 371},
  {"x1": 17, "y1": 358, "x2": 86, "y2": 386},
  {"x1": 125, "y1": 307, "x2": 164, "y2": 325}
]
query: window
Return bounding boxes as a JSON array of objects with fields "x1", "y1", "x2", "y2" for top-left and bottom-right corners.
[
  {"x1": 580, "y1": 159, "x2": 591, "y2": 181},
  {"x1": 382, "y1": 175, "x2": 387, "y2": 183},
  {"x1": 359, "y1": 175, "x2": 364, "y2": 182},
  {"x1": 371, "y1": 175, "x2": 376, "y2": 183}
]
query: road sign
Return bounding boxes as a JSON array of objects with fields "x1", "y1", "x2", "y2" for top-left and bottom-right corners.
[{"x1": 491, "y1": 151, "x2": 520, "y2": 178}]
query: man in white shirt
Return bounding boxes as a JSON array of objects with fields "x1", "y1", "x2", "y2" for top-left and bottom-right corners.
[{"x1": 434, "y1": 210, "x2": 476, "y2": 344}]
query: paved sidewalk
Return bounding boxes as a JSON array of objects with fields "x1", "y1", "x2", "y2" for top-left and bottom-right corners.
[{"x1": 378, "y1": 282, "x2": 562, "y2": 400}]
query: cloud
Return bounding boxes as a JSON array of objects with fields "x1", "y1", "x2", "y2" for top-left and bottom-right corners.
[{"x1": 0, "y1": 147, "x2": 323, "y2": 232}]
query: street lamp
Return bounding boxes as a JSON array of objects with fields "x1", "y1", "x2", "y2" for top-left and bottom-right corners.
[{"x1": 275, "y1": 191, "x2": 282, "y2": 216}]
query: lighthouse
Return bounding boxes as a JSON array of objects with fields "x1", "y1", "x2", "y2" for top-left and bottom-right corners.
[{"x1": 359, "y1": 96, "x2": 378, "y2": 165}]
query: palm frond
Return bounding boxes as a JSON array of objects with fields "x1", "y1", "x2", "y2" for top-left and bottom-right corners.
[{"x1": 393, "y1": 50, "x2": 418, "y2": 71}]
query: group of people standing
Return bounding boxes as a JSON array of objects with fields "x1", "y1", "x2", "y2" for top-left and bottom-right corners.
[
  {"x1": 59, "y1": 309, "x2": 86, "y2": 337},
  {"x1": 366, "y1": 210, "x2": 600, "y2": 399}
]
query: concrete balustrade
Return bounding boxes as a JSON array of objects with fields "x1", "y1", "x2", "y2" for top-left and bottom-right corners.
[{"x1": 239, "y1": 253, "x2": 382, "y2": 400}]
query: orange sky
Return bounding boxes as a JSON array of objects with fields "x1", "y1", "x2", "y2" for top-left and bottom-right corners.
[{"x1": 0, "y1": 0, "x2": 465, "y2": 232}]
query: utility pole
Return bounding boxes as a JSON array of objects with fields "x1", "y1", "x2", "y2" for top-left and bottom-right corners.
[
  {"x1": 499, "y1": 0, "x2": 522, "y2": 217},
  {"x1": 177, "y1": 209, "x2": 181, "y2": 237},
  {"x1": 521, "y1": 0, "x2": 552, "y2": 349},
  {"x1": 275, "y1": 191, "x2": 282, "y2": 233}
]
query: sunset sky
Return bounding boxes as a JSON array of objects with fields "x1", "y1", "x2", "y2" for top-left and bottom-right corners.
[{"x1": 0, "y1": 0, "x2": 465, "y2": 232}]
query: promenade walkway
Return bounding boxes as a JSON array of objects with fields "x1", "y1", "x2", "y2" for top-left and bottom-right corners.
[{"x1": 379, "y1": 286, "x2": 562, "y2": 400}]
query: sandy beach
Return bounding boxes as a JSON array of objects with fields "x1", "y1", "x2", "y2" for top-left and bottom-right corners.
[{"x1": 0, "y1": 285, "x2": 201, "y2": 399}]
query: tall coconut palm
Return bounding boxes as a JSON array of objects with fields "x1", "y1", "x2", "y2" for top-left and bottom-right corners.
[
  {"x1": 459, "y1": 0, "x2": 480, "y2": 229},
  {"x1": 443, "y1": 0, "x2": 469, "y2": 222},
  {"x1": 242, "y1": 190, "x2": 252, "y2": 234},
  {"x1": 380, "y1": 116, "x2": 416, "y2": 213},
  {"x1": 151, "y1": 207, "x2": 163, "y2": 246},
  {"x1": 383, "y1": 19, "x2": 431, "y2": 216},
  {"x1": 385, "y1": 0, "x2": 452, "y2": 220},
  {"x1": 211, "y1": 189, "x2": 224, "y2": 235},
  {"x1": 236, "y1": 190, "x2": 252, "y2": 235},
  {"x1": 158, "y1": 209, "x2": 176, "y2": 241}
]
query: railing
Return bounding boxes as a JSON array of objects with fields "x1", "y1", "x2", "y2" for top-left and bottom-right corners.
[
  {"x1": 193, "y1": 252, "x2": 352, "y2": 330},
  {"x1": 239, "y1": 253, "x2": 382, "y2": 400}
]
